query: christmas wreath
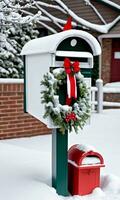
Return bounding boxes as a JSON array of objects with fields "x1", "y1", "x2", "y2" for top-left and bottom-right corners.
[{"x1": 41, "y1": 58, "x2": 91, "y2": 133}]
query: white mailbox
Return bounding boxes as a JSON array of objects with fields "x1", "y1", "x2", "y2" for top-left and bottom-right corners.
[{"x1": 21, "y1": 30, "x2": 101, "y2": 127}]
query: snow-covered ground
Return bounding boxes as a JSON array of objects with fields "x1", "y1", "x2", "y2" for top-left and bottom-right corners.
[{"x1": 0, "y1": 109, "x2": 120, "y2": 200}]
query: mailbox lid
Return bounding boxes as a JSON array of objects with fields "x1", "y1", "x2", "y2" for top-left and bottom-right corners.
[{"x1": 68, "y1": 144, "x2": 105, "y2": 168}]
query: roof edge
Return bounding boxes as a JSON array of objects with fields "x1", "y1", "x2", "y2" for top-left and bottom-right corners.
[{"x1": 98, "y1": 33, "x2": 120, "y2": 40}]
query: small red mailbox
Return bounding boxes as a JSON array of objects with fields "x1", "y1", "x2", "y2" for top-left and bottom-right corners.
[{"x1": 68, "y1": 144, "x2": 105, "y2": 196}]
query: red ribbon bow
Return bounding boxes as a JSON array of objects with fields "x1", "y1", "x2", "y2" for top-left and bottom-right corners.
[
  {"x1": 64, "y1": 58, "x2": 80, "y2": 105},
  {"x1": 64, "y1": 58, "x2": 80, "y2": 75}
]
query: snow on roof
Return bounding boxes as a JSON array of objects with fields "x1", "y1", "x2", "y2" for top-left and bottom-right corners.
[{"x1": 21, "y1": 30, "x2": 101, "y2": 56}]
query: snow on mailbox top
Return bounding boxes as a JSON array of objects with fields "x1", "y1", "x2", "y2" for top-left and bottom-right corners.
[
  {"x1": 21, "y1": 30, "x2": 101, "y2": 56},
  {"x1": 68, "y1": 144, "x2": 105, "y2": 168}
]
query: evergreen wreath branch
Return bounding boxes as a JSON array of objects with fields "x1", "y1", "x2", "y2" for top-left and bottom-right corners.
[{"x1": 41, "y1": 68, "x2": 91, "y2": 134}]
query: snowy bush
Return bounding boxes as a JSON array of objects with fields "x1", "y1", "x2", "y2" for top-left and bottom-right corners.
[
  {"x1": 0, "y1": 24, "x2": 39, "y2": 78},
  {"x1": 0, "y1": 0, "x2": 40, "y2": 78}
]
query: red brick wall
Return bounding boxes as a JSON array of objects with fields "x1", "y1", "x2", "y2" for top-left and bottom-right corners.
[
  {"x1": 104, "y1": 93, "x2": 120, "y2": 103},
  {"x1": 101, "y1": 38, "x2": 112, "y2": 84},
  {"x1": 0, "y1": 81, "x2": 51, "y2": 139},
  {"x1": 101, "y1": 38, "x2": 120, "y2": 103}
]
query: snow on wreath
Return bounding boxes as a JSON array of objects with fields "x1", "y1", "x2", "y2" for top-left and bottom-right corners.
[{"x1": 41, "y1": 58, "x2": 91, "y2": 133}]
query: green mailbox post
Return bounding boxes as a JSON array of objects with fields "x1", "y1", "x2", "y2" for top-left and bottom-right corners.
[{"x1": 21, "y1": 30, "x2": 101, "y2": 196}]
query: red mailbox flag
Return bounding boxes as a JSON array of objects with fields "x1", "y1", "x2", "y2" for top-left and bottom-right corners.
[{"x1": 63, "y1": 16, "x2": 72, "y2": 31}]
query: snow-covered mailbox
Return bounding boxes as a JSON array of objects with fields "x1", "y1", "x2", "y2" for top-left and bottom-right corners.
[
  {"x1": 21, "y1": 30, "x2": 101, "y2": 196},
  {"x1": 68, "y1": 144, "x2": 105, "y2": 196},
  {"x1": 21, "y1": 30, "x2": 101, "y2": 127}
]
